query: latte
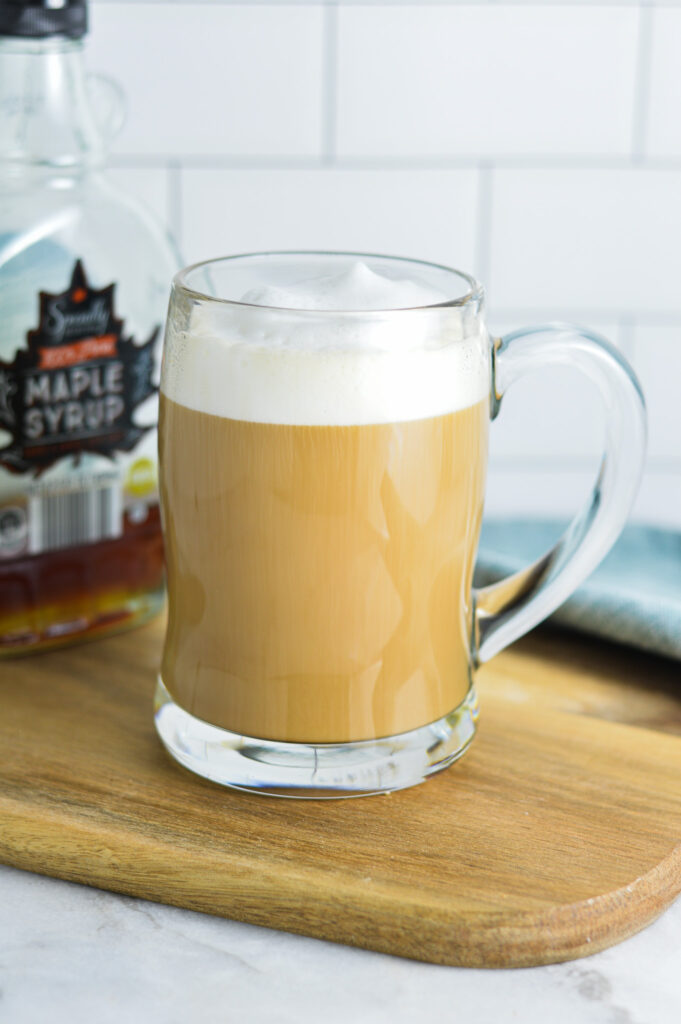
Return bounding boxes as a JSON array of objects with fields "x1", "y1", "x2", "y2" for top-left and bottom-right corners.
[{"x1": 159, "y1": 261, "x2": 489, "y2": 743}]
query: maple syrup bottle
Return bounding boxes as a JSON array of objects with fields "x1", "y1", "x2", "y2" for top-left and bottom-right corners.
[{"x1": 0, "y1": 1, "x2": 178, "y2": 653}]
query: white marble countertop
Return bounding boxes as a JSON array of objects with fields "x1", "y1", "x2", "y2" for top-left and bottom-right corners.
[{"x1": 2, "y1": 863, "x2": 681, "y2": 1023}]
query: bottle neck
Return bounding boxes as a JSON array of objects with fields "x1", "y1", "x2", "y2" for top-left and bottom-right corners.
[{"x1": 0, "y1": 35, "x2": 103, "y2": 177}]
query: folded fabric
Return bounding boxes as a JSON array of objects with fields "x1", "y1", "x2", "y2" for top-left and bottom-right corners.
[{"x1": 474, "y1": 520, "x2": 681, "y2": 661}]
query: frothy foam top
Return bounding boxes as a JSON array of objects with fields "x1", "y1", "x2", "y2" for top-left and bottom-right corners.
[
  {"x1": 162, "y1": 262, "x2": 489, "y2": 426},
  {"x1": 241, "y1": 261, "x2": 451, "y2": 311}
]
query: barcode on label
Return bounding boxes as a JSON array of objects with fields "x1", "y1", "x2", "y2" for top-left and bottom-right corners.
[{"x1": 28, "y1": 481, "x2": 122, "y2": 554}]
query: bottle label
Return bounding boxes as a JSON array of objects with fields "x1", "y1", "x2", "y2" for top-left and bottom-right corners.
[
  {"x1": 0, "y1": 259, "x2": 161, "y2": 558},
  {"x1": 0, "y1": 259, "x2": 158, "y2": 474}
]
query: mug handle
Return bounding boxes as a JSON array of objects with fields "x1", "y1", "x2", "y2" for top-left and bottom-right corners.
[{"x1": 473, "y1": 324, "x2": 647, "y2": 665}]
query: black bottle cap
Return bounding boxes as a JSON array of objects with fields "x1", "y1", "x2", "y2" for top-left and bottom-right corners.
[{"x1": 0, "y1": 1, "x2": 88, "y2": 40}]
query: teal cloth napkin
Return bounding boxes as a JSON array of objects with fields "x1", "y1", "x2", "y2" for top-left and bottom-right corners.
[{"x1": 474, "y1": 521, "x2": 681, "y2": 661}]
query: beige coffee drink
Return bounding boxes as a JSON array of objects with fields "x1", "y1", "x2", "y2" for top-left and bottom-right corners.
[{"x1": 159, "y1": 263, "x2": 490, "y2": 744}]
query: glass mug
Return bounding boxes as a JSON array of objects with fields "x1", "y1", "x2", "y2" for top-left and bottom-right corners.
[{"x1": 155, "y1": 252, "x2": 646, "y2": 797}]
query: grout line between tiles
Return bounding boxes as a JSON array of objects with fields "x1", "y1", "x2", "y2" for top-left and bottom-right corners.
[
  {"x1": 475, "y1": 164, "x2": 493, "y2": 286},
  {"x1": 488, "y1": 456, "x2": 601, "y2": 472},
  {"x1": 92, "y1": 2, "x2": 665, "y2": 8},
  {"x1": 631, "y1": 2, "x2": 655, "y2": 162},
  {"x1": 615, "y1": 314, "x2": 638, "y2": 360},
  {"x1": 322, "y1": 3, "x2": 339, "y2": 165},
  {"x1": 167, "y1": 161, "x2": 184, "y2": 258},
  {"x1": 108, "y1": 154, "x2": 681, "y2": 172},
  {"x1": 488, "y1": 455, "x2": 681, "y2": 472},
  {"x1": 488, "y1": 309, "x2": 681, "y2": 327}
]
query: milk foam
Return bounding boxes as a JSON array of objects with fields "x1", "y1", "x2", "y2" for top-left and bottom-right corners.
[
  {"x1": 241, "y1": 261, "x2": 450, "y2": 311},
  {"x1": 162, "y1": 262, "x2": 489, "y2": 426}
]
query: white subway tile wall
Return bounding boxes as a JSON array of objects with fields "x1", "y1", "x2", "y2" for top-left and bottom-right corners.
[
  {"x1": 647, "y1": 7, "x2": 681, "y2": 158},
  {"x1": 106, "y1": 167, "x2": 170, "y2": 226},
  {"x1": 179, "y1": 169, "x2": 480, "y2": 266},
  {"x1": 632, "y1": 325, "x2": 681, "y2": 463},
  {"x1": 88, "y1": 5, "x2": 325, "y2": 156},
  {"x1": 90, "y1": 1, "x2": 681, "y2": 527},
  {"x1": 489, "y1": 169, "x2": 681, "y2": 314},
  {"x1": 336, "y1": 7, "x2": 639, "y2": 158}
]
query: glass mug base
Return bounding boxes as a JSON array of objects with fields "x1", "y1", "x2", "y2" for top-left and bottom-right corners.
[{"x1": 154, "y1": 678, "x2": 479, "y2": 799}]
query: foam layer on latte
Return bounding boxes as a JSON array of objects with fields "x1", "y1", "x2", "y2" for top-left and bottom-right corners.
[
  {"x1": 162, "y1": 262, "x2": 489, "y2": 426},
  {"x1": 241, "y1": 261, "x2": 450, "y2": 311}
]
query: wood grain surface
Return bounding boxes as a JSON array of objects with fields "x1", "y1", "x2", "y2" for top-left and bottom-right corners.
[{"x1": 2, "y1": 615, "x2": 681, "y2": 968}]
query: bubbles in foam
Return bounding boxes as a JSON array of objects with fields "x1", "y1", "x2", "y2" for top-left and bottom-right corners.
[
  {"x1": 241, "y1": 261, "x2": 450, "y2": 312},
  {"x1": 163, "y1": 262, "x2": 490, "y2": 426}
]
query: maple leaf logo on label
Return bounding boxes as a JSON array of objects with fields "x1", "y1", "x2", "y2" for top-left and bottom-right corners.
[{"x1": 0, "y1": 260, "x2": 160, "y2": 475}]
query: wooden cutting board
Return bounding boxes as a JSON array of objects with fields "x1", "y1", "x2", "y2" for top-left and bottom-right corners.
[{"x1": 2, "y1": 614, "x2": 681, "y2": 969}]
